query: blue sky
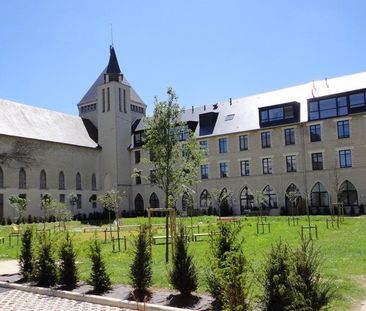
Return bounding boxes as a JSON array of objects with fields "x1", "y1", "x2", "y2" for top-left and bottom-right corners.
[{"x1": 1, "y1": 1, "x2": 366, "y2": 116}]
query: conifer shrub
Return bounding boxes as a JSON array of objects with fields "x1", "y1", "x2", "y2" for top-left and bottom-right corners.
[
  {"x1": 169, "y1": 224, "x2": 198, "y2": 296},
  {"x1": 19, "y1": 226, "x2": 34, "y2": 281},
  {"x1": 59, "y1": 232, "x2": 79, "y2": 288},
  {"x1": 129, "y1": 225, "x2": 152, "y2": 300},
  {"x1": 88, "y1": 239, "x2": 111, "y2": 293},
  {"x1": 33, "y1": 234, "x2": 57, "y2": 287}
]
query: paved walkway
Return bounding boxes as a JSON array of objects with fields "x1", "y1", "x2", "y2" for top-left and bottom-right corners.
[{"x1": 0, "y1": 287, "x2": 130, "y2": 311}]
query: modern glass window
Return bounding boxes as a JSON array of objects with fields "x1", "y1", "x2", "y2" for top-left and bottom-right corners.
[
  {"x1": 201, "y1": 164, "x2": 208, "y2": 179},
  {"x1": 76, "y1": 172, "x2": 82, "y2": 190},
  {"x1": 219, "y1": 162, "x2": 228, "y2": 178},
  {"x1": 310, "y1": 182, "x2": 329, "y2": 207},
  {"x1": 337, "y1": 120, "x2": 350, "y2": 139},
  {"x1": 19, "y1": 168, "x2": 26, "y2": 189},
  {"x1": 77, "y1": 194, "x2": 82, "y2": 209},
  {"x1": 286, "y1": 155, "x2": 297, "y2": 172},
  {"x1": 239, "y1": 135, "x2": 248, "y2": 151},
  {"x1": 308, "y1": 96, "x2": 347, "y2": 120},
  {"x1": 40, "y1": 170, "x2": 47, "y2": 189},
  {"x1": 92, "y1": 174, "x2": 97, "y2": 190},
  {"x1": 259, "y1": 103, "x2": 297, "y2": 126},
  {"x1": 149, "y1": 192, "x2": 159, "y2": 208},
  {"x1": 136, "y1": 171, "x2": 142, "y2": 184},
  {"x1": 262, "y1": 158, "x2": 272, "y2": 174},
  {"x1": 284, "y1": 128, "x2": 295, "y2": 145},
  {"x1": 240, "y1": 160, "x2": 250, "y2": 176},
  {"x1": 219, "y1": 138, "x2": 228, "y2": 153},
  {"x1": 339, "y1": 150, "x2": 352, "y2": 168},
  {"x1": 200, "y1": 189, "x2": 212, "y2": 208},
  {"x1": 200, "y1": 140, "x2": 209, "y2": 155},
  {"x1": 310, "y1": 124, "x2": 321, "y2": 142},
  {"x1": 59, "y1": 171, "x2": 65, "y2": 190},
  {"x1": 261, "y1": 132, "x2": 271, "y2": 148},
  {"x1": 135, "y1": 150, "x2": 141, "y2": 164},
  {"x1": 0, "y1": 166, "x2": 3, "y2": 188},
  {"x1": 349, "y1": 92, "x2": 366, "y2": 108},
  {"x1": 311, "y1": 153, "x2": 323, "y2": 170}
]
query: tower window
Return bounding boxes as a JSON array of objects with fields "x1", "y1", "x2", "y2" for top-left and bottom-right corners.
[
  {"x1": 118, "y1": 88, "x2": 122, "y2": 112},
  {"x1": 102, "y1": 89, "x2": 105, "y2": 112},
  {"x1": 123, "y1": 89, "x2": 127, "y2": 113},
  {"x1": 107, "y1": 87, "x2": 110, "y2": 111}
]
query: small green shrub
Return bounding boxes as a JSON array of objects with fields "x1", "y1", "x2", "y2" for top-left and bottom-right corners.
[
  {"x1": 19, "y1": 226, "x2": 34, "y2": 281},
  {"x1": 58, "y1": 232, "x2": 79, "y2": 288},
  {"x1": 89, "y1": 239, "x2": 111, "y2": 293}
]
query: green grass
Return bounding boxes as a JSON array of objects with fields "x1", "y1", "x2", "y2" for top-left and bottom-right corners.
[{"x1": 0, "y1": 215, "x2": 365, "y2": 310}]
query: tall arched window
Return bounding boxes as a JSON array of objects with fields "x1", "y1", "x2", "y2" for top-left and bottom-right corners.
[
  {"x1": 199, "y1": 189, "x2": 212, "y2": 208},
  {"x1": 240, "y1": 186, "x2": 254, "y2": 213},
  {"x1": 91, "y1": 173, "x2": 97, "y2": 191},
  {"x1": 134, "y1": 194, "x2": 144, "y2": 215},
  {"x1": 149, "y1": 192, "x2": 159, "y2": 208},
  {"x1": 182, "y1": 192, "x2": 193, "y2": 211},
  {"x1": 285, "y1": 183, "x2": 300, "y2": 208},
  {"x1": 59, "y1": 171, "x2": 65, "y2": 190},
  {"x1": 263, "y1": 185, "x2": 277, "y2": 208},
  {"x1": 310, "y1": 182, "x2": 329, "y2": 207},
  {"x1": 19, "y1": 168, "x2": 26, "y2": 189},
  {"x1": 0, "y1": 166, "x2": 3, "y2": 188},
  {"x1": 339, "y1": 180, "x2": 358, "y2": 206},
  {"x1": 76, "y1": 172, "x2": 82, "y2": 190},
  {"x1": 40, "y1": 170, "x2": 47, "y2": 189}
]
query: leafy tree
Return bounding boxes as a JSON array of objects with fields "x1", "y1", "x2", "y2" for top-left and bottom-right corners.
[
  {"x1": 58, "y1": 232, "x2": 79, "y2": 288},
  {"x1": 143, "y1": 87, "x2": 203, "y2": 262},
  {"x1": 9, "y1": 195, "x2": 27, "y2": 224},
  {"x1": 40, "y1": 193, "x2": 55, "y2": 230},
  {"x1": 33, "y1": 234, "x2": 57, "y2": 287},
  {"x1": 169, "y1": 224, "x2": 198, "y2": 296},
  {"x1": 89, "y1": 239, "x2": 111, "y2": 293},
  {"x1": 53, "y1": 201, "x2": 72, "y2": 231},
  {"x1": 19, "y1": 226, "x2": 34, "y2": 281},
  {"x1": 129, "y1": 225, "x2": 152, "y2": 300},
  {"x1": 290, "y1": 238, "x2": 335, "y2": 310}
]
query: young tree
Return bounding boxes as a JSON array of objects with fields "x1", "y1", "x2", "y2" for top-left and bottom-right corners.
[
  {"x1": 53, "y1": 202, "x2": 72, "y2": 231},
  {"x1": 19, "y1": 226, "x2": 34, "y2": 281},
  {"x1": 8, "y1": 195, "x2": 27, "y2": 224},
  {"x1": 89, "y1": 239, "x2": 111, "y2": 293},
  {"x1": 59, "y1": 232, "x2": 79, "y2": 288},
  {"x1": 143, "y1": 88, "x2": 203, "y2": 263},
  {"x1": 40, "y1": 193, "x2": 55, "y2": 230},
  {"x1": 169, "y1": 224, "x2": 198, "y2": 296},
  {"x1": 129, "y1": 225, "x2": 152, "y2": 300}
]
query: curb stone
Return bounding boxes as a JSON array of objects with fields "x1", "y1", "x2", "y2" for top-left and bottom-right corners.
[{"x1": 0, "y1": 281, "x2": 191, "y2": 311}]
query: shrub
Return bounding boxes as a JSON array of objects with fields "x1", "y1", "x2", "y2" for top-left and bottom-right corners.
[
  {"x1": 59, "y1": 232, "x2": 79, "y2": 288},
  {"x1": 169, "y1": 225, "x2": 198, "y2": 296},
  {"x1": 27, "y1": 214, "x2": 33, "y2": 224},
  {"x1": 89, "y1": 239, "x2": 111, "y2": 293},
  {"x1": 7, "y1": 217, "x2": 12, "y2": 225},
  {"x1": 1, "y1": 218, "x2": 5, "y2": 226},
  {"x1": 129, "y1": 225, "x2": 152, "y2": 300},
  {"x1": 33, "y1": 234, "x2": 57, "y2": 287},
  {"x1": 19, "y1": 227, "x2": 34, "y2": 281}
]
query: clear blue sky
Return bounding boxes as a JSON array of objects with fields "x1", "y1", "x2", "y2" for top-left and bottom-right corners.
[{"x1": 1, "y1": 1, "x2": 366, "y2": 116}]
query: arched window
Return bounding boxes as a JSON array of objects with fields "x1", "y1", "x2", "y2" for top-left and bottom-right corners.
[
  {"x1": 59, "y1": 171, "x2": 65, "y2": 190},
  {"x1": 76, "y1": 172, "x2": 82, "y2": 190},
  {"x1": 182, "y1": 192, "x2": 193, "y2": 212},
  {"x1": 240, "y1": 186, "x2": 254, "y2": 213},
  {"x1": 199, "y1": 189, "x2": 212, "y2": 208},
  {"x1": 91, "y1": 173, "x2": 97, "y2": 191},
  {"x1": 285, "y1": 183, "x2": 300, "y2": 208},
  {"x1": 310, "y1": 182, "x2": 329, "y2": 207},
  {"x1": 19, "y1": 168, "x2": 26, "y2": 189},
  {"x1": 40, "y1": 170, "x2": 47, "y2": 189},
  {"x1": 0, "y1": 166, "x2": 3, "y2": 188},
  {"x1": 149, "y1": 192, "x2": 159, "y2": 208},
  {"x1": 263, "y1": 185, "x2": 277, "y2": 208},
  {"x1": 134, "y1": 194, "x2": 144, "y2": 215},
  {"x1": 339, "y1": 180, "x2": 358, "y2": 206}
]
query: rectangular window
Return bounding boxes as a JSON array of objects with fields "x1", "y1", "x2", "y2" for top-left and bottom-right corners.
[
  {"x1": 310, "y1": 124, "x2": 321, "y2": 142},
  {"x1": 261, "y1": 132, "x2": 271, "y2": 148},
  {"x1": 149, "y1": 170, "x2": 157, "y2": 183},
  {"x1": 200, "y1": 140, "x2": 208, "y2": 155},
  {"x1": 311, "y1": 153, "x2": 323, "y2": 170},
  {"x1": 239, "y1": 135, "x2": 248, "y2": 151},
  {"x1": 77, "y1": 194, "x2": 82, "y2": 209},
  {"x1": 134, "y1": 131, "x2": 143, "y2": 147},
  {"x1": 219, "y1": 162, "x2": 228, "y2": 178},
  {"x1": 118, "y1": 88, "x2": 122, "y2": 112},
  {"x1": 178, "y1": 124, "x2": 189, "y2": 141},
  {"x1": 349, "y1": 92, "x2": 365, "y2": 108},
  {"x1": 107, "y1": 87, "x2": 110, "y2": 111},
  {"x1": 135, "y1": 150, "x2": 141, "y2": 164},
  {"x1": 337, "y1": 120, "x2": 350, "y2": 139},
  {"x1": 309, "y1": 96, "x2": 348, "y2": 120},
  {"x1": 259, "y1": 102, "x2": 298, "y2": 126},
  {"x1": 136, "y1": 171, "x2": 141, "y2": 185},
  {"x1": 286, "y1": 155, "x2": 297, "y2": 172},
  {"x1": 284, "y1": 128, "x2": 295, "y2": 145},
  {"x1": 339, "y1": 150, "x2": 352, "y2": 168},
  {"x1": 240, "y1": 160, "x2": 250, "y2": 176},
  {"x1": 219, "y1": 138, "x2": 228, "y2": 153},
  {"x1": 102, "y1": 89, "x2": 105, "y2": 112},
  {"x1": 123, "y1": 89, "x2": 127, "y2": 113},
  {"x1": 262, "y1": 158, "x2": 272, "y2": 174},
  {"x1": 201, "y1": 164, "x2": 208, "y2": 179},
  {"x1": 59, "y1": 194, "x2": 65, "y2": 203}
]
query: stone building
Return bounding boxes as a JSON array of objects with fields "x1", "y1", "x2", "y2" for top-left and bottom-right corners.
[{"x1": 0, "y1": 46, "x2": 365, "y2": 220}]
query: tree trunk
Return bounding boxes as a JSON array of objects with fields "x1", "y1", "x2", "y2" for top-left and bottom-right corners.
[{"x1": 165, "y1": 191, "x2": 169, "y2": 264}]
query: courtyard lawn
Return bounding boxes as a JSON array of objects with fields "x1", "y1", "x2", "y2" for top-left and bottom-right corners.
[{"x1": 0, "y1": 215, "x2": 365, "y2": 310}]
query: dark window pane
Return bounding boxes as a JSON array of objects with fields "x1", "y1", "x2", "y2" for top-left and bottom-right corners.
[{"x1": 350, "y1": 93, "x2": 365, "y2": 108}]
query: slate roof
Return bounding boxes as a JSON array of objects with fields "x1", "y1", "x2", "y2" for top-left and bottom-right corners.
[{"x1": 0, "y1": 99, "x2": 98, "y2": 148}]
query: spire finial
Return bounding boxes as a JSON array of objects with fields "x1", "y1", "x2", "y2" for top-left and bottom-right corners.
[{"x1": 110, "y1": 23, "x2": 114, "y2": 47}]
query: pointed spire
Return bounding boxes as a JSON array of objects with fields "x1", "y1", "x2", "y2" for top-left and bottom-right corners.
[{"x1": 105, "y1": 45, "x2": 122, "y2": 82}]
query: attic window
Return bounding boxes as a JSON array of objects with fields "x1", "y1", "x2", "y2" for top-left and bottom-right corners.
[{"x1": 225, "y1": 114, "x2": 235, "y2": 121}]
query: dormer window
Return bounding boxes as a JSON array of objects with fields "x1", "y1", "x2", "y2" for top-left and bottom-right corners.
[{"x1": 259, "y1": 102, "x2": 299, "y2": 127}]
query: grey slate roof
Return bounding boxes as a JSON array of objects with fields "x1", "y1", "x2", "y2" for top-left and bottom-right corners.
[{"x1": 0, "y1": 99, "x2": 98, "y2": 148}]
